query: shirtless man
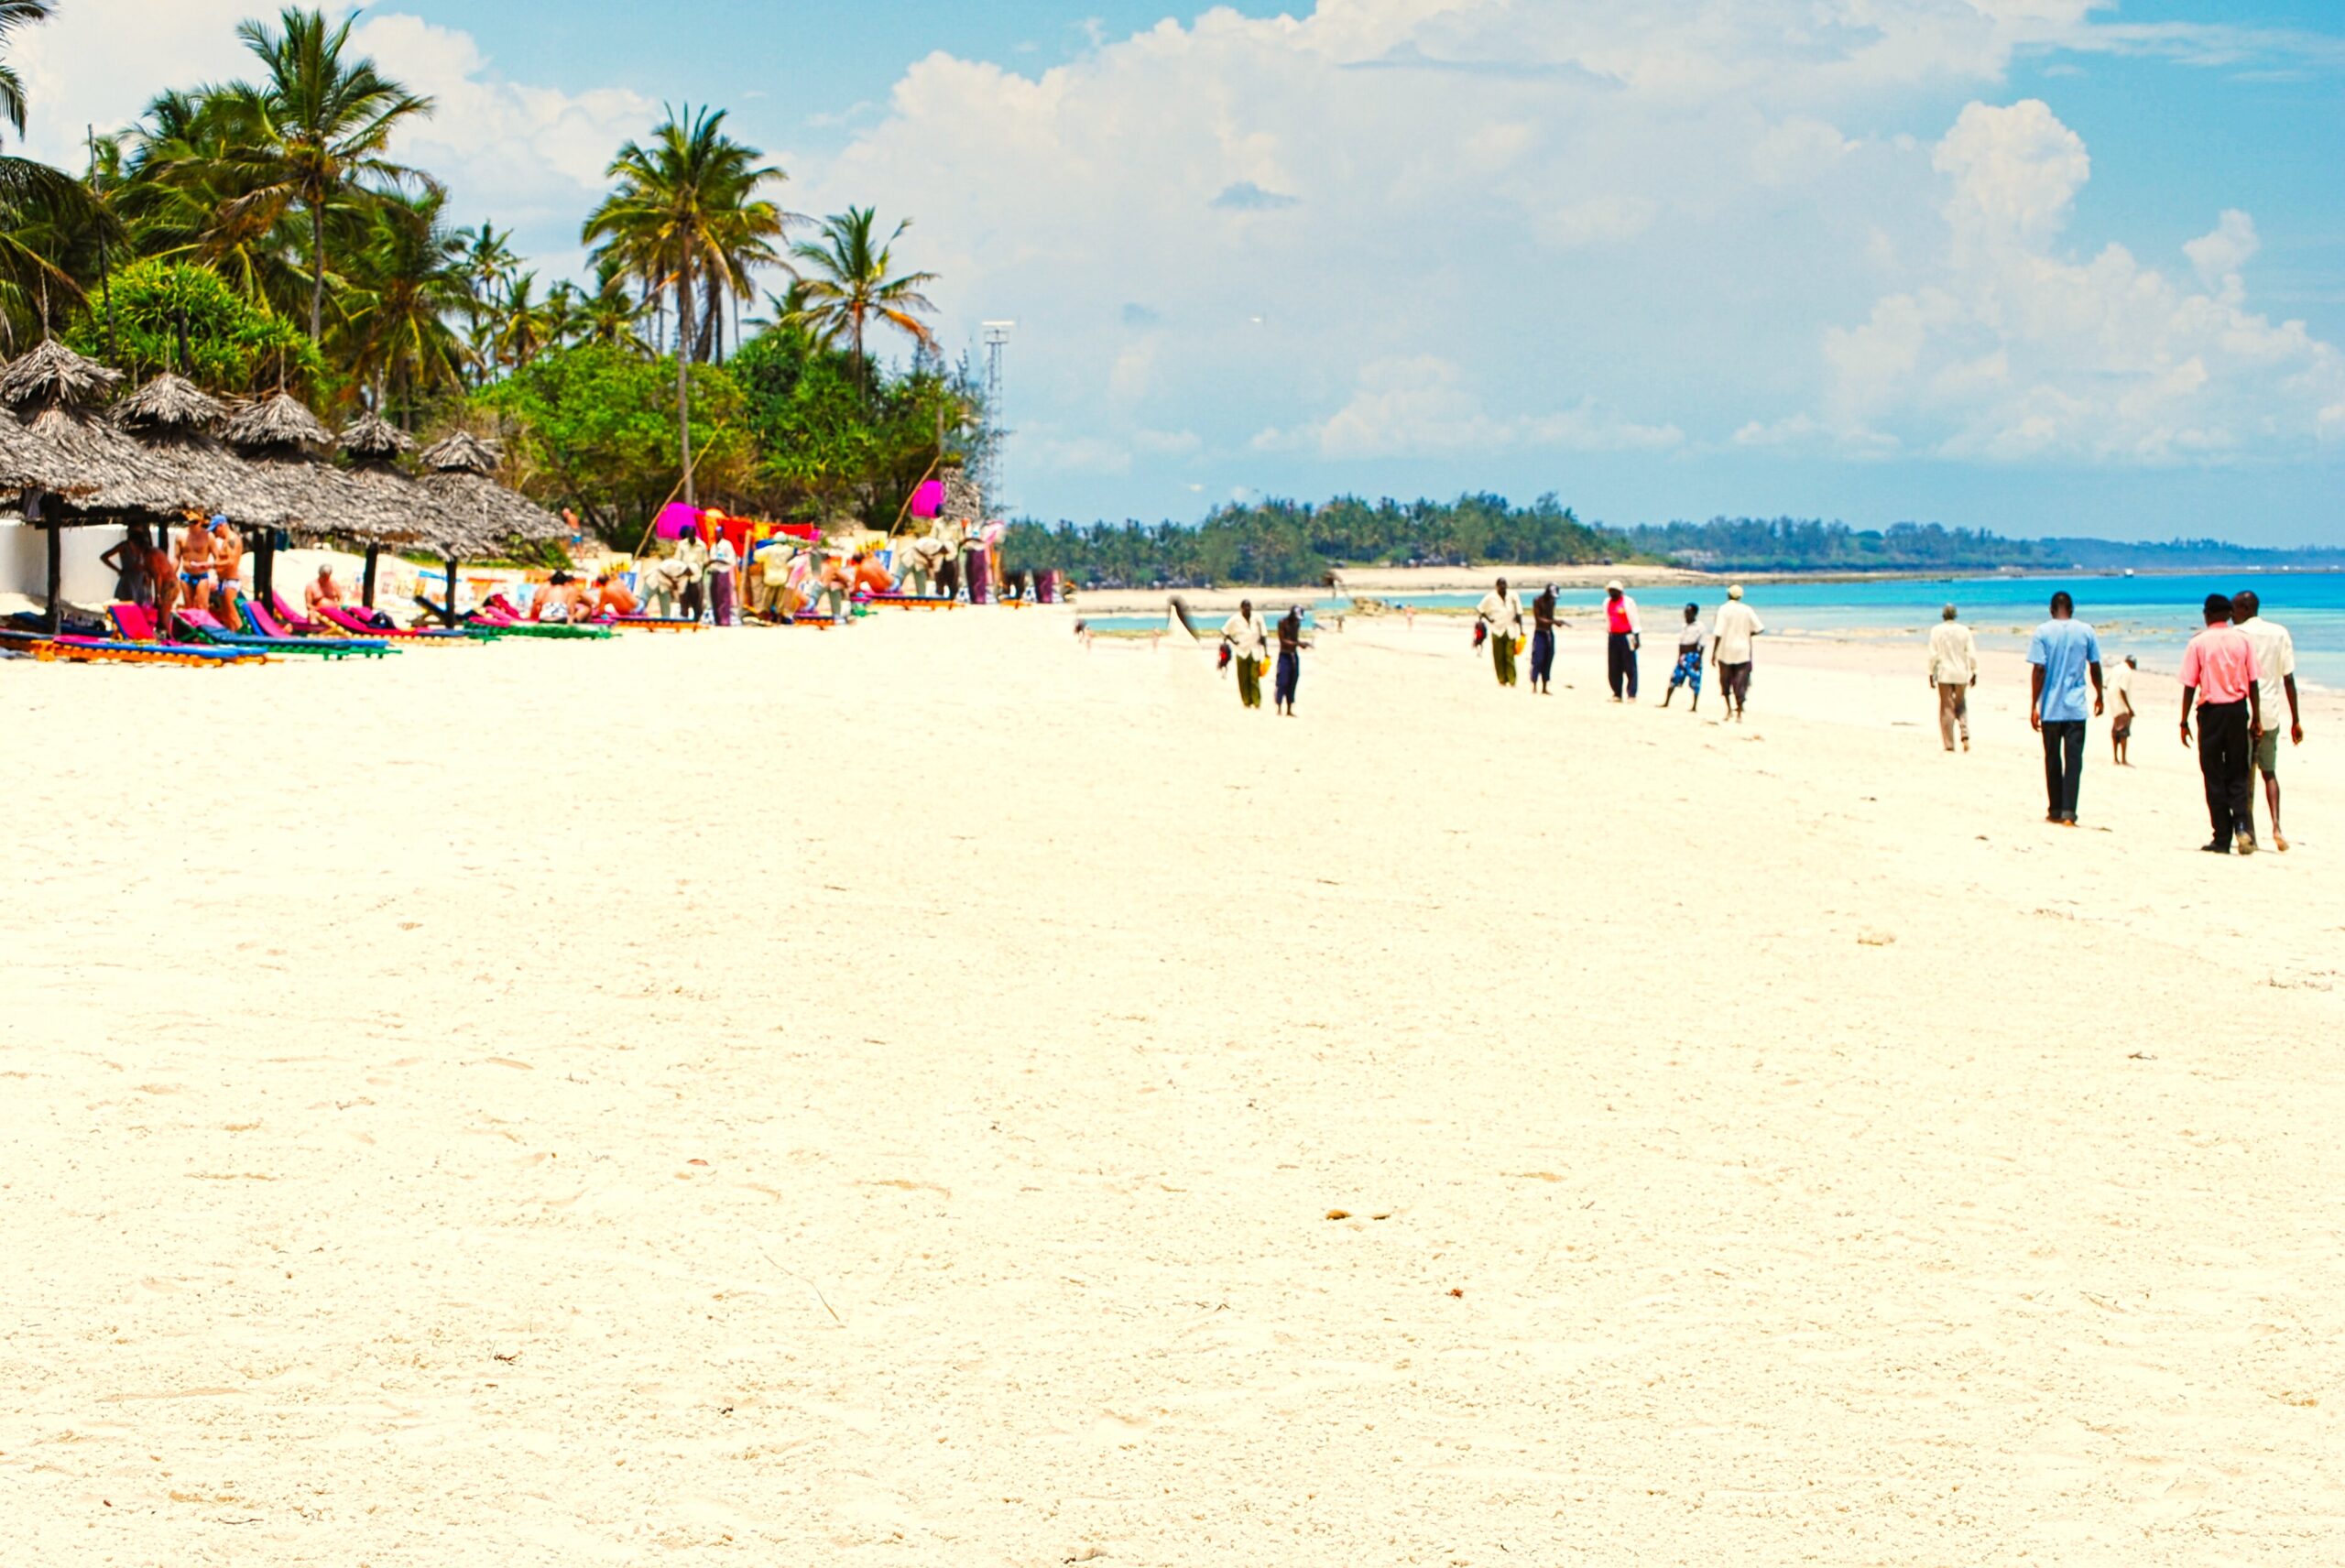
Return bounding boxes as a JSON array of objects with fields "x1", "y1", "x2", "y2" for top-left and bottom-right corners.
[
  {"x1": 209, "y1": 519, "x2": 245, "y2": 628},
  {"x1": 304, "y1": 563, "x2": 346, "y2": 624},
  {"x1": 593, "y1": 572, "x2": 640, "y2": 620},
  {"x1": 177, "y1": 514, "x2": 219, "y2": 617}
]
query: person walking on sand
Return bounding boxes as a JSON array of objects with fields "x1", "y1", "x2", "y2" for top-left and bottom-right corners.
[
  {"x1": 1710, "y1": 584, "x2": 1764, "y2": 722},
  {"x1": 2180, "y1": 593, "x2": 2263, "y2": 855},
  {"x1": 1603, "y1": 581, "x2": 1642, "y2": 701},
  {"x1": 1661, "y1": 604, "x2": 1705, "y2": 711},
  {"x1": 1221, "y1": 600, "x2": 1269, "y2": 711},
  {"x1": 1477, "y1": 578, "x2": 1525, "y2": 689},
  {"x1": 1274, "y1": 605, "x2": 1306, "y2": 716},
  {"x1": 1529, "y1": 585, "x2": 1563, "y2": 694},
  {"x1": 2026, "y1": 591, "x2": 2104, "y2": 826},
  {"x1": 2110, "y1": 656, "x2": 2137, "y2": 766},
  {"x1": 1927, "y1": 604, "x2": 1979, "y2": 752},
  {"x1": 2232, "y1": 590, "x2": 2302, "y2": 852}
]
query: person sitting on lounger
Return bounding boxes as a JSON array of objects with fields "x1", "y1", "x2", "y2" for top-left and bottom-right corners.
[
  {"x1": 305, "y1": 563, "x2": 345, "y2": 621},
  {"x1": 594, "y1": 573, "x2": 640, "y2": 620}
]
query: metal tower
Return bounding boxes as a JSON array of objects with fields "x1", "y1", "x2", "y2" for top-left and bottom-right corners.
[{"x1": 981, "y1": 321, "x2": 1015, "y2": 512}]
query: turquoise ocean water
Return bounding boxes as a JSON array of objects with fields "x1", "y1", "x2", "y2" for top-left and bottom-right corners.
[
  {"x1": 1076, "y1": 573, "x2": 2344, "y2": 686},
  {"x1": 1365, "y1": 572, "x2": 2345, "y2": 688}
]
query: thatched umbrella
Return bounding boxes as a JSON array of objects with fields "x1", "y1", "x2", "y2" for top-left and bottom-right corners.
[
  {"x1": 412, "y1": 431, "x2": 571, "y2": 626},
  {"x1": 0, "y1": 342, "x2": 144, "y2": 632},
  {"x1": 338, "y1": 412, "x2": 427, "y2": 609}
]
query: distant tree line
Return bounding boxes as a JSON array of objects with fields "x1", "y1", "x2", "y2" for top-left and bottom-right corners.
[
  {"x1": 1622, "y1": 519, "x2": 2058, "y2": 572},
  {"x1": 1002, "y1": 506, "x2": 2345, "y2": 589},
  {"x1": 1003, "y1": 493, "x2": 1631, "y2": 588}
]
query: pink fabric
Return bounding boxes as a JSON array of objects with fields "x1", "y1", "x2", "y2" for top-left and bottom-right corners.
[
  {"x1": 655, "y1": 502, "x2": 703, "y2": 541},
  {"x1": 2179, "y1": 626, "x2": 2260, "y2": 706},
  {"x1": 911, "y1": 480, "x2": 945, "y2": 519}
]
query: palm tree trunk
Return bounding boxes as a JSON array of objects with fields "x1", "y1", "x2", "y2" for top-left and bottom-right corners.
[
  {"x1": 310, "y1": 200, "x2": 327, "y2": 343},
  {"x1": 675, "y1": 256, "x2": 696, "y2": 507}
]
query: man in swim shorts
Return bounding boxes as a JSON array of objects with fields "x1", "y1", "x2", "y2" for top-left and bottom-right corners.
[{"x1": 177, "y1": 513, "x2": 218, "y2": 618}]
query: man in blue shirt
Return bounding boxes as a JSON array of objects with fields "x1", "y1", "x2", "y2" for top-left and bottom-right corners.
[{"x1": 2026, "y1": 591, "x2": 2106, "y2": 825}]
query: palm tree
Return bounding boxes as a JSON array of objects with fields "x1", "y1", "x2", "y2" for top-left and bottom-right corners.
[
  {"x1": 344, "y1": 188, "x2": 470, "y2": 426},
  {"x1": 0, "y1": 0, "x2": 106, "y2": 347},
  {"x1": 489, "y1": 270, "x2": 561, "y2": 373},
  {"x1": 786, "y1": 207, "x2": 940, "y2": 389},
  {"x1": 218, "y1": 6, "x2": 435, "y2": 343},
  {"x1": 584, "y1": 104, "x2": 786, "y2": 504},
  {"x1": 578, "y1": 266, "x2": 650, "y2": 354},
  {"x1": 453, "y1": 220, "x2": 514, "y2": 377}
]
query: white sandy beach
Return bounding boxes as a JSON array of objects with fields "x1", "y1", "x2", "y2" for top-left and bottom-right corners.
[{"x1": 4, "y1": 610, "x2": 2340, "y2": 1565}]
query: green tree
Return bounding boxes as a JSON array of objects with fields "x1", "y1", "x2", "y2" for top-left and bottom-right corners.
[
  {"x1": 786, "y1": 206, "x2": 938, "y2": 390},
  {"x1": 584, "y1": 104, "x2": 786, "y2": 505},
  {"x1": 473, "y1": 341, "x2": 752, "y2": 545},
  {"x1": 341, "y1": 189, "x2": 471, "y2": 425},
  {"x1": 66, "y1": 256, "x2": 320, "y2": 391},
  {"x1": 217, "y1": 6, "x2": 436, "y2": 343}
]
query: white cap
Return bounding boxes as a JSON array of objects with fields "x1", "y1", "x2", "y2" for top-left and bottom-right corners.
[
  {"x1": 1605, "y1": 579, "x2": 1624, "y2": 593},
  {"x1": 1728, "y1": 584, "x2": 1744, "y2": 599}
]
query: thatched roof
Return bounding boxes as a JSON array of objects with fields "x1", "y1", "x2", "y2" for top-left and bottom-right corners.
[
  {"x1": 418, "y1": 470, "x2": 569, "y2": 553},
  {"x1": 0, "y1": 339, "x2": 124, "y2": 411},
  {"x1": 115, "y1": 374, "x2": 229, "y2": 432},
  {"x1": 421, "y1": 430, "x2": 502, "y2": 475},
  {"x1": 224, "y1": 392, "x2": 333, "y2": 452},
  {"x1": 341, "y1": 412, "x2": 416, "y2": 460}
]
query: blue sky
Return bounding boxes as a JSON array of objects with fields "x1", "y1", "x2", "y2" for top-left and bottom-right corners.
[{"x1": 19, "y1": 1, "x2": 2345, "y2": 543}]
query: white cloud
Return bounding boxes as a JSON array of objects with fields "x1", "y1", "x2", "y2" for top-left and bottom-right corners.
[
  {"x1": 13, "y1": 4, "x2": 651, "y2": 257},
  {"x1": 1255, "y1": 356, "x2": 1684, "y2": 459},
  {"x1": 1816, "y1": 100, "x2": 2345, "y2": 463}
]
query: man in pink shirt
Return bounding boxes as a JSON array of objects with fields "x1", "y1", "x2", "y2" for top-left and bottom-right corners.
[{"x1": 2178, "y1": 593, "x2": 2263, "y2": 855}]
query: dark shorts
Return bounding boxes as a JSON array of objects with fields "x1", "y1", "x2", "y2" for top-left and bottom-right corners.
[
  {"x1": 1720, "y1": 661, "x2": 1751, "y2": 702},
  {"x1": 2111, "y1": 712, "x2": 2133, "y2": 738}
]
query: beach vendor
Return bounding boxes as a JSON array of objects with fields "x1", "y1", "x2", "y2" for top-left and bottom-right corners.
[
  {"x1": 898, "y1": 535, "x2": 948, "y2": 599},
  {"x1": 2232, "y1": 590, "x2": 2301, "y2": 852},
  {"x1": 2178, "y1": 593, "x2": 2262, "y2": 855},
  {"x1": 2026, "y1": 591, "x2": 2104, "y2": 827},
  {"x1": 1529, "y1": 586, "x2": 1563, "y2": 694},
  {"x1": 639, "y1": 554, "x2": 686, "y2": 619},
  {"x1": 708, "y1": 532, "x2": 739, "y2": 626},
  {"x1": 1222, "y1": 600, "x2": 1270, "y2": 711},
  {"x1": 1926, "y1": 603, "x2": 1979, "y2": 752},
  {"x1": 1274, "y1": 606, "x2": 1306, "y2": 716},
  {"x1": 1710, "y1": 584, "x2": 1764, "y2": 722},
  {"x1": 674, "y1": 530, "x2": 710, "y2": 623},
  {"x1": 1603, "y1": 581, "x2": 1641, "y2": 701},
  {"x1": 1476, "y1": 578, "x2": 1525, "y2": 689},
  {"x1": 1663, "y1": 603, "x2": 1706, "y2": 711},
  {"x1": 750, "y1": 542, "x2": 801, "y2": 621}
]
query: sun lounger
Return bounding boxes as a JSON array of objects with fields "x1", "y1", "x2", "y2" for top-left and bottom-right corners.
[
  {"x1": 54, "y1": 631, "x2": 258, "y2": 666},
  {"x1": 104, "y1": 604, "x2": 271, "y2": 662},
  {"x1": 176, "y1": 606, "x2": 389, "y2": 659},
  {"x1": 315, "y1": 603, "x2": 472, "y2": 642}
]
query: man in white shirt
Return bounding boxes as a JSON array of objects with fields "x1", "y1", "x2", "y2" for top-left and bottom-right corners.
[
  {"x1": 1709, "y1": 584, "x2": 1765, "y2": 722},
  {"x1": 1220, "y1": 600, "x2": 1270, "y2": 711},
  {"x1": 1926, "y1": 603, "x2": 1979, "y2": 752},
  {"x1": 673, "y1": 532, "x2": 710, "y2": 623},
  {"x1": 1476, "y1": 578, "x2": 1525, "y2": 689},
  {"x1": 2232, "y1": 590, "x2": 2302, "y2": 851}
]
